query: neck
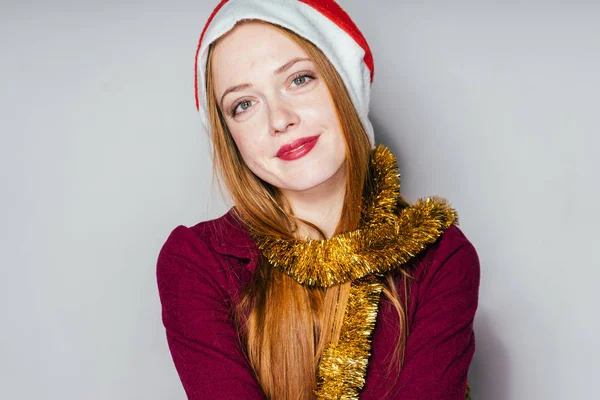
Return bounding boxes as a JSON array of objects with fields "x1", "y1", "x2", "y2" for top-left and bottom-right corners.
[{"x1": 280, "y1": 164, "x2": 346, "y2": 240}]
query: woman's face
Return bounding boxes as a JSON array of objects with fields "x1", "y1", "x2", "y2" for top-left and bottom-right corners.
[{"x1": 210, "y1": 22, "x2": 346, "y2": 193}]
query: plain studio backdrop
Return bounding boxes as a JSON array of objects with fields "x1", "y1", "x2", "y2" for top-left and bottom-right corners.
[{"x1": 1, "y1": 0, "x2": 598, "y2": 399}]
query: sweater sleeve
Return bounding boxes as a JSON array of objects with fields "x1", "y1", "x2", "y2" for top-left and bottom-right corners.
[
  {"x1": 156, "y1": 225, "x2": 267, "y2": 400},
  {"x1": 394, "y1": 226, "x2": 480, "y2": 399}
]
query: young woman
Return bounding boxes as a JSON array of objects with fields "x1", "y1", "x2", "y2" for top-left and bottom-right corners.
[{"x1": 157, "y1": 1, "x2": 480, "y2": 399}]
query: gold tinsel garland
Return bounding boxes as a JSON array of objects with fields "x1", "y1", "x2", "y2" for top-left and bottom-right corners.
[
  {"x1": 313, "y1": 274, "x2": 383, "y2": 399},
  {"x1": 251, "y1": 146, "x2": 462, "y2": 399},
  {"x1": 253, "y1": 147, "x2": 457, "y2": 287}
]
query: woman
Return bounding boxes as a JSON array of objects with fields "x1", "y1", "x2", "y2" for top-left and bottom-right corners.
[{"x1": 157, "y1": 1, "x2": 480, "y2": 399}]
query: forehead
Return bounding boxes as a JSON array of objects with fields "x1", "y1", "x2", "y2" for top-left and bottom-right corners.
[{"x1": 210, "y1": 22, "x2": 310, "y2": 86}]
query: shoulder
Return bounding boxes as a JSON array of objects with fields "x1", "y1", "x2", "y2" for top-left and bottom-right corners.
[
  {"x1": 158, "y1": 213, "x2": 225, "y2": 262},
  {"x1": 412, "y1": 224, "x2": 480, "y2": 297},
  {"x1": 158, "y1": 209, "x2": 257, "y2": 262},
  {"x1": 395, "y1": 197, "x2": 480, "y2": 291},
  {"x1": 156, "y1": 210, "x2": 259, "y2": 295},
  {"x1": 428, "y1": 224, "x2": 478, "y2": 267}
]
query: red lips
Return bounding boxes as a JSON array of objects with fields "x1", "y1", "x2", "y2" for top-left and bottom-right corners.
[{"x1": 276, "y1": 135, "x2": 320, "y2": 161}]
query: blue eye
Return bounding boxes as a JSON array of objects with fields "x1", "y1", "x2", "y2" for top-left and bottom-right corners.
[
  {"x1": 293, "y1": 76, "x2": 307, "y2": 85},
  {"x1": 291, "y1": 73, "x2": 315, "y2": 87},
  {"x1": 230, "y1": 100, "x2": 253, "y2": 117}
]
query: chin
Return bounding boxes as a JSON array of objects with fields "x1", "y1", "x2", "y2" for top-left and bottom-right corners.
[
  {"x1": 278, "y1": 180, "x2": 326, "y2": 192},
  {"x1": 277, "y1": 163, "x2": 346, "y2": 193}
]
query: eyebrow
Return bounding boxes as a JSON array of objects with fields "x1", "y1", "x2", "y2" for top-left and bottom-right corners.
[{"x1": 219, "y1": 57, "x2": 311, "y2": 108}]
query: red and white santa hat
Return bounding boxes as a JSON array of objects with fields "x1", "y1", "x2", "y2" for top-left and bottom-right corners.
[{"x1": 194, "y1": 0, "x2": 376, "y2": 145}]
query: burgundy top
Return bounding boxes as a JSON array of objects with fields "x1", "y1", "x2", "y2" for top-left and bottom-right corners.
[{"x1": 156, "y1": 210, "x2": 480, "y2": 399}]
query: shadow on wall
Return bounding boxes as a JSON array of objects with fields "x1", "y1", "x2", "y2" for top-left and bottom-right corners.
[{"x1": 469, "y1": 311, "x2": 510, "y2": 400}]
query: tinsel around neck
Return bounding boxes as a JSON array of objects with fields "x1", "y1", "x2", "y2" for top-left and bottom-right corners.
[{"x1": 251, "y1": 145, "x2": 458, "y2": 287}]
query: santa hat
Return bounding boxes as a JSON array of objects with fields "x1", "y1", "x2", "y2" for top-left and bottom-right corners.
[{"x1": 194, "y1": 0, "x2": 375, "y2": 145}]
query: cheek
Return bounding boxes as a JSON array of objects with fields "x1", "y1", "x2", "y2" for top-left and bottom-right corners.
[
  {"x1": 305, "y1": 88, "x2": 338, "y2": 125},
  {"x1": 229, "y1": 129, "x2": 265, "y2": 169}
]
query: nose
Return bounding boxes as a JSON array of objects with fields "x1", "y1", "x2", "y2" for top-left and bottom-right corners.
[{"x1": 268, "y1": 98, "x2": 300, "y2": 135}]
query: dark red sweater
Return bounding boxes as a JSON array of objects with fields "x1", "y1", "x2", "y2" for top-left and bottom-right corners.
[{"x1": 156, "y1": 210, "x2": 480, "y2": 399}]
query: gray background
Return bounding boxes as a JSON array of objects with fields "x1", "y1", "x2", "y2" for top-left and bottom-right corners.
[{"x1": 2, "y1": 0, "x2": 599, "y2": 399}]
